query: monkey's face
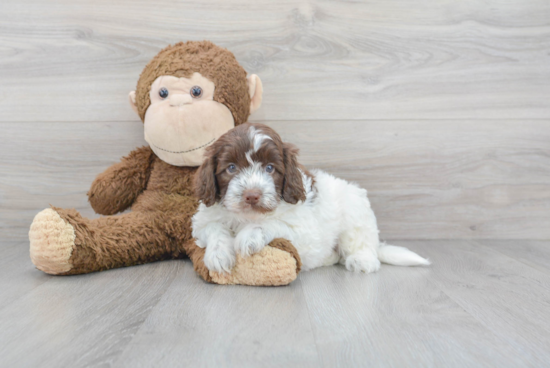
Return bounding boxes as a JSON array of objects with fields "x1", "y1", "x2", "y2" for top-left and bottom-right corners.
[
  {"x1": 141, "y1": 73, "x2": 235, "y2": 166},
  {"x1": 129, "y1": 42, "x2": 263, "y2": 167},
  {"x1": 141, "y1": 72, "x2": 235, "y2": 166}
]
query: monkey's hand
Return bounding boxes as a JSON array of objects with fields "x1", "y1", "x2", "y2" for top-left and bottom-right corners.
[{"x1": 88, "y1": 146, "x2": 154, "y2": 215}]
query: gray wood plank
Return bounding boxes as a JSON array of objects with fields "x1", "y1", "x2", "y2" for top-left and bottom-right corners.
[
  {"x1": 409, "y1": 240, "x2": 550, "y2": 366},
  {"x1": 0, "y1": 0, "x2": 548, "y2": 121},
  {"x1": 274, "y1": 120, "x2": 550, "y2": 240},
  {"x1": 2, "y1": 240, "x2": 550, "y2": 367},
  {"x1": 299, "y1": 259, "x2": 526, "y2": 367},
  {"x1": 2, "y1": 120, "x2": 549, "y2": 241},
  {"x1": 113, "y1": 265, "x2": 320, "y2": 368},
  {"x1": 0, "y1": 241, "x2": 52, "y2": 311},
  {"x1": 0, "y1": 259, "x2": 180, "y2": 368},
  {"x1": 480, "y1": 240, "x2": 550, "y2": 276},
  {"x1": 0, "y1": 121, "x2": 145, "y2": 241}
]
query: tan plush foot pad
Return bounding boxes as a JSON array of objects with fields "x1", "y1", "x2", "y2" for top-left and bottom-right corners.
[
  {"x1": 29, "y1": 208, "x2": 75, "y2": 274},
  {"x1": 210, "y1": 246, "x2": 298, "y2": 286}
]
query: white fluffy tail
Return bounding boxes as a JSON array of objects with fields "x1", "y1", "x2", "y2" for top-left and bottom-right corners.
[{"x1": 377, "y1": 243, "x2": 431, "y2": 266}]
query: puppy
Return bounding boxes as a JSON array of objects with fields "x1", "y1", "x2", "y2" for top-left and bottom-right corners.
[{"x1": 192, "y1": 123, "x2": 430, "y2": 274}]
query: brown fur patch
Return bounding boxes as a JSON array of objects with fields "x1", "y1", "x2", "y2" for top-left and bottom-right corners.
[
  {"x1": 269, "y1": 238, "x2": 302, "y2": 274},
  {"x1": 30, "y1": 43, "x2": 303, "y2": 285},
  {"x1": 88, "y1": 146, "x2": 155, "y2": 215},
  {"x1": 135, "y1": 41, "x2": 251, "y2": 126},
  {"x1": 57, "y1": 149, "x2": 200, "y2": 275},
  {"x1": 281, "y1": 142, "x2": 306, "y2": 204},
  {"x1": 194, "y1": 123, "x2": 307, "y2": 207},
  {"x1": 34, "y1": 145, "x2": 302, "y2": 285}
]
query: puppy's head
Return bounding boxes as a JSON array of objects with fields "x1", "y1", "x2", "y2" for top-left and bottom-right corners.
[{"x1": 194, "y1": 123, "x2": 306, "y2": 213}]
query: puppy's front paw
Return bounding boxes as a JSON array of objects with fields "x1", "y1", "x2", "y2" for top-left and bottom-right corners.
[
  {"x1": 234, "y1": 227, "x2": 267, "y2": 257},
  {"x1": 204, "y1": 241, "x2": 236, "y2": 274},
  {"x1": 345, "y1": 251, "x2": 381, "y2": 273}
]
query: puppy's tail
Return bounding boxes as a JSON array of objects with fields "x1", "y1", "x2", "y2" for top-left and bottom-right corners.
[{"x1": 377, "y1": 243, "x2": 431, "y2": 266}]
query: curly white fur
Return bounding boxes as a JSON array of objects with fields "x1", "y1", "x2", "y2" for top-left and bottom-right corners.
[{"x1": 193, "y1": 169, "x2": 430, "y2": 274}]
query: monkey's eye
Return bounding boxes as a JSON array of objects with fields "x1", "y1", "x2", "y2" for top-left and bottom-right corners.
[
  {"x1": 227, "y1": 164, "x2": 237, "y2": 174},
  {"x1": 190, "y1": 86, "x2": 203, "y2": 98},
  {"x1": 265, "y1": 164, "x2": 274, "y2": 173},
  {"x1": 159, "y1": 87, "x2": 169, "y2": 99}
]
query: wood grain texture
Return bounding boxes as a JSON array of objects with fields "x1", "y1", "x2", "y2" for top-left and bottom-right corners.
[
  {"x1": 0, "y1": 241, "x2": 52, "y2": 311},
  {"x1": 275, "y1": 120, "x2": 550, "y2": 240},
  {"x1": 1, "y1": 0, "x2": 549, "y2": 365},
  {"x1": 410, "y1": 240, "x2": 550, "y2": 366},
  {"x1": 0, "y1": 0, "x2": 548, "y2": 121},
  {"x1": 2, "y1": 120, "x2": 548, "y2": 241},
  {"x1": 2, "y1": 240, "x2": 550, "y2": 367},
  {"x1": 0, "y1": 256, "x2": 180, "y2": 368},
  {"x1": 115, "y1": 265, "x2": 320, "y2": 368},
  {"x1": 0, "y1": 121, "x2": 146, "y2": 240},
  {"x1": 299, "y1": 259, "x2": 525, "y2": 367},
  {"x1": 480, "y1": 240, "x2": 550, "y2": 275}
]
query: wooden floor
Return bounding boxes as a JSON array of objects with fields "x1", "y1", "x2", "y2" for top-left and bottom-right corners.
[
  {"x1": 0, "y1": 239, "x2": 548, "y2": 367},
  {"x1": 1, "y1": 0, "x2": 549, "y2": 366},
  {"x1": 1, "y1": 0, "x2": 549, "y2": 241}
]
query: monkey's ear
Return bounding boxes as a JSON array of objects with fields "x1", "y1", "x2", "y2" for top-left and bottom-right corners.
[
  {"x1": 128, "y1": 91, "x2": 139, "y2": 116},
  {"x1": 247, "y1": 74, "x2": 263, "y2": 114},
  {"x1": 194, "y1": 155, "x2": 219, "y2": 207},
  {"x1": 282, "y1": 142, "x2": 306, "y2": 204}
]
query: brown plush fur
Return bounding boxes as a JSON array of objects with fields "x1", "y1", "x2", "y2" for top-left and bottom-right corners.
[
  {"x1": 59, "y1": 147, "x2": 301, "y2": 277},
  {"x1": 135, "y1": 41, "x2": 251, "y2": 125},
  {"x1": 58, "y1": 148, "x2": 197, "y2": 274},
  {"x1": 30, "y1": 41, "x2": 302, "y2": 286},
  {"x1": 268, "y1": 238, "x2": 302, "y2": 274}
]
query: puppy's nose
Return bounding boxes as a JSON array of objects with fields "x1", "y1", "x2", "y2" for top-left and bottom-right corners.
[
  {"x1": 169, "y1": 94, "x2": 193, "y2": 107},
  {"x1": 243, "y1": 189, "x2": 262, "y2": 205}
]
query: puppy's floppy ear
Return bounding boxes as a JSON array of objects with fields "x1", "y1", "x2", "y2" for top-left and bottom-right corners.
[
  {"x1": 194, "y1": 153, "x2": 219, "y2": 207},
  {"x1": 282, "y1": 142, "x2": 306, "y2": 204}
]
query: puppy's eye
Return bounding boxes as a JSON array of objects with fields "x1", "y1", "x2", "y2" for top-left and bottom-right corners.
[
  {"x1": 227, "y1": 164, "x2": 237, "y2": 173},
  {"x1": 190, "y1": 86, "x2": 203, "y2": 98},
  {"x1": 159, "y1": 87, "x2": 169, "y2": 99},
  {"x1": 265, "y1": 164, "x2": 274, "y2": 173}
]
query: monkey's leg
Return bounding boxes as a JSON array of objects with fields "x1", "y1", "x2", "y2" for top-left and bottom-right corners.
[
  {"x1": 30, "y1": 206, "x2": 302, "y2": 284},
  {"x1": 182, "y1": 238, "x2": 302, "y2": 286},
  {"x1": 29, "y1": 207, "x2": 175, "y2": 275},
  {"x1": 158, "y1": 208, "x2": 303, "y2": 286}
]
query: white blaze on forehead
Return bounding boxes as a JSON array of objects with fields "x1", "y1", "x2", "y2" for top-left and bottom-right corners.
[
  {"x1": 245, "y1": 150, "x2": 254, "y2": 165},
  {"x1": 248, "y1": 126, "x2": 272, "y2": 153},
  {"x1": 223, "y1": 161, "x2": 280, "y2": 213},
  {"x1": 222, "y1": 127, "x2": 281, "y2": 214}
]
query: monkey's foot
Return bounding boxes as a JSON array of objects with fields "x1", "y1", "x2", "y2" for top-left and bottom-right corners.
[
  {"x1": 209, "y1": 238, "x2": 302, "y2": 286},
  {"x1": 29, "y1": 208, "x2": 75, "y2": 275}
]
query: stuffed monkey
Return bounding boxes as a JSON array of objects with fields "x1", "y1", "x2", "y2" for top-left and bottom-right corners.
[{"x1": 28, "y1": 41, "x2": 301, "y2": 286}]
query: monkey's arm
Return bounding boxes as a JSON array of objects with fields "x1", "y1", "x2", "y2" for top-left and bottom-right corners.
[{"x1": 88, "y1": 146, "x2": 155, "y2": 215}]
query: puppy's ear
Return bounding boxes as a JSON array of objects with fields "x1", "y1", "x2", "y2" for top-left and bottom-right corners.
[
  {"x1": 194, "y1": 154, "x2": 219, "y2": 206},
  {"x1": 282, "y1": 142, "x2": 306, "y2": 204}
]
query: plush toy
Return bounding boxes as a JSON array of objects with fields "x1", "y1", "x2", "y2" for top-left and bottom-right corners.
[{"x1": 28, "y1": 41, "x2": 301, "y2": 286}]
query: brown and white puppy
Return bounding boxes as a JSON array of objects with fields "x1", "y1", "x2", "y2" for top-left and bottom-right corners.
[
  {"x1": 192, "y1": 123, "x2": 430, "y2": 274},
  {"x1": 194, "y1": 122, "x2": 307, "y2": 213}
]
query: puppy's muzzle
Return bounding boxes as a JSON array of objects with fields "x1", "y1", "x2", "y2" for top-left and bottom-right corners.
[{"x1": 243, "y1": 189, "x2": 262, "y2": 206}]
